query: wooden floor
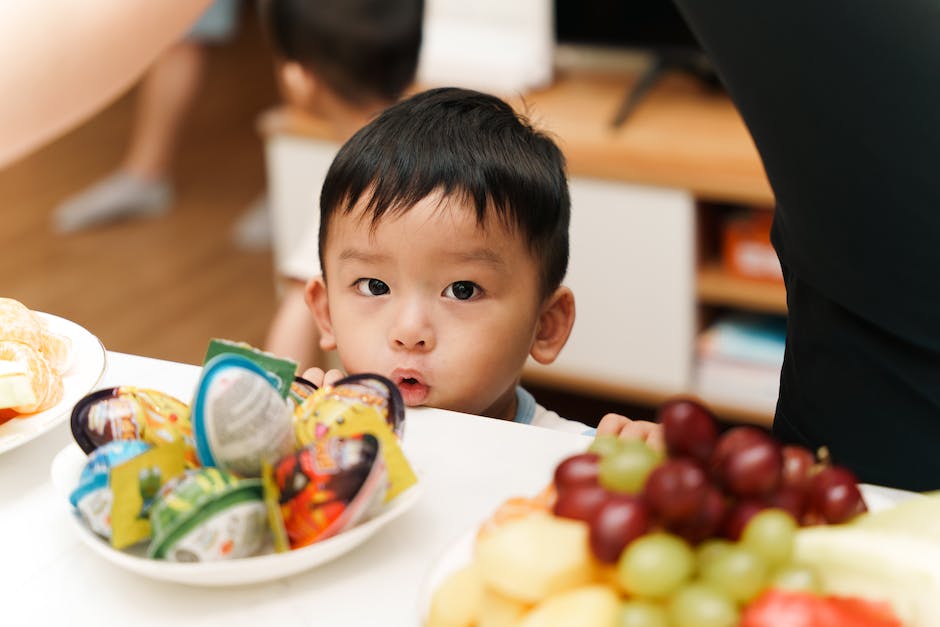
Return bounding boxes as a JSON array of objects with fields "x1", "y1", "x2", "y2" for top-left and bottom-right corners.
[{"x1": 0, "y1": 13, "x2": 281, "y2": 366}]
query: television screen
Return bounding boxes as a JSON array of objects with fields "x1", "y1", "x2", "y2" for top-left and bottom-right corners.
[{"x1": 555, "y1": 0, "x2": 701, "y2": 52}]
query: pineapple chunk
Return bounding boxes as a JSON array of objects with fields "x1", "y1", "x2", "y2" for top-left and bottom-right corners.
[
  {"x1": 475, "y1": 512, "x2": 593, "y2": 603},
  {"x1": 517, "y1": 585, "x2": 619, "y2": 627},
  {"x1": 479, "y1": 587, "x2": 531, "y2": 627},
  {"x1": 427, "y1": 562, "x2": 484, "y2": 627}
]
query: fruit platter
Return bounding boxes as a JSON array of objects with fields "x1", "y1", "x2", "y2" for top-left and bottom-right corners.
[{"x1": 424, "y1": 399, "x2": 939, "y2": 627}]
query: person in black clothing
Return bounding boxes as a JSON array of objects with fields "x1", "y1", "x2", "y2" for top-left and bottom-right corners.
[{"x1": 664, "y1": 0, "x2": 940, "y2": 491}]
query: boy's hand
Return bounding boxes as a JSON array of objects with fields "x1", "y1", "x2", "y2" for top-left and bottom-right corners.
[
  {"x1": 301, "y1": 367, "x2": 346, "y2": 388},
  {"x1": 596, "y1": 413, "x2": 664, "y2": 452}
]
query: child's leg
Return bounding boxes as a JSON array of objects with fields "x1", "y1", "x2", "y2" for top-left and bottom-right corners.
[
  {"x1": 122, "y1": 40, "x2": 207, "y2": 180},
  {"x1": 264, "y1": 280, "x2": 324, "y2": 371},
  {"x1": 52, "y1": 41, "x2": 205, "y2": 232}
]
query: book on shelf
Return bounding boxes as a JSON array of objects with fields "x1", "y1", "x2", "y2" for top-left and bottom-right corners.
[{"x1": 694, "y1": 314, "x2": 786, "y2": 414}]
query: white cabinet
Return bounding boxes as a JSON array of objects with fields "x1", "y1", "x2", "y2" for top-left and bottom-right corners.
[{"x1": 525, "y1": 177, "x2": 696, "y2": 396}]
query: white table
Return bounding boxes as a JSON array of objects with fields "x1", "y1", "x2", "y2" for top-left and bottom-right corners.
[{"x1": 1, "y1": 352, "x2": 590, "y2": 626}]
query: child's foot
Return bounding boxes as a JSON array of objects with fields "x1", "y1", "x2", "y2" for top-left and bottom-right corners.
[
  {"x1": 232, "y1": 194, "x2": 271, "y2": 250},
  {"x1": 53, "y1": 171, "x2": 173, "y2": 233}
]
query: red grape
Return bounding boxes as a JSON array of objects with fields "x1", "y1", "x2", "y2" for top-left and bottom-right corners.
[
  {"x1": 589, "y1": 494, "x2": 650, "y2": 563},
  {"x1": 781, "y1": 445, "x2": 816, "y2": 492},
  {"x1": 669, "y1": 486, "x2": 728, "y2": 544},
  {"x1": 808, "y1": 465, "x2": 868, "y2": 524},
  {"x1": 553, "y1": 453, "x2": 600, "y2": 492},
  {"x1": 643, "y1": 459, "x2": 708, "y2": 524},
  {"x1": 553, "y1": 483, "x2": 610, "y2": 523},
  {"x1": 713, "y1": 429, "x2": 783, "y2": 498},
  {"x1": 764, "y1": 486, "x2": 808, "y2": 521},
  {"x1": 657, "y1": 398, "x2": 718, "y2": 462},
  {"x1": 709, "y1": 427, "x2": 767, "y2": 476},
  {"x1": 723, "y1": 500, "x2": 768, "y2": 541}
]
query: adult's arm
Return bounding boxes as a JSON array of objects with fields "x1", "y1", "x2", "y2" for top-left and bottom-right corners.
[{"x1": 0, "y1": 0, "x2": 214, "y2": 168}]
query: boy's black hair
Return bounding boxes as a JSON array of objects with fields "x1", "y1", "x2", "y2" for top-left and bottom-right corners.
[
  {"x1": 264, "y1": 0, "x2": 423, "y2": 106},
  {"x1": 319, "y1": 87, "x2": 571, "y2": 297}
]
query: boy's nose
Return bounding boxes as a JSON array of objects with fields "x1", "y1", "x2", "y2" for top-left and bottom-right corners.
[{"x1": 389, "y1": 299, "x2": 434, "y2": 352}]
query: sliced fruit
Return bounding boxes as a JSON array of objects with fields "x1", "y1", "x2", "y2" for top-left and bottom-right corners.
[
  {"x1": 517, "y1": 585, "x2": 620, "y2": 627},
  {"x1": 426, "y1": 562, "x2": 484, "y2": 627},
  {"x1": 795, "y1": 525, "x2": 940, "y2": 624},
  {"x1": 479, "y1": 587, "x2": 531, "y2": 627},
  {"x1": 741, "y1": 589, "x2": 901, "y2": 627},
  {"x1": 476, "y1": 512, "x2": 594, "y2": 603}
]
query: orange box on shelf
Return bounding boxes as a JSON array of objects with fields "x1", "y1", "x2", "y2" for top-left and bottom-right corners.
[{"x1": 721, "y1": 210, "x2": 783, "y2": 283}]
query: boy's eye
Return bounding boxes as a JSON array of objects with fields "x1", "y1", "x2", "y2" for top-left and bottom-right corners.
[
  {"x1": 355, "y1": 278, "x2": 389, "y2": 296},
  {"x1": 443, "y1": 281, "x2": 480, "y2": 301}
]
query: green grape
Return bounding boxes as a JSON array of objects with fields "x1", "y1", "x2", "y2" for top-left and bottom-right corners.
[
  {"x1": 599, "y1": 440, "x2": 660, "y2": 494},
  {"x1": 618, "y1": 600, "x2": 669, "y2": 627},
  {"x1": 616, "y1": 532, "x2": 694, "y2": 599},
  {"x1": 771, "y1": 563, "x2": 823, "y2": 594},
  {"x1": 669, "y1": 583, "x2": 739, "y2": 627},
  {"x1": 589, "y1": 434, "x2": 627, "y2": 458},
  {"x1": 696, "y1": 538, "x2": 734, "y2": 572},
  {"x1": 700, "y1": 545, "x2": 769, "y2": 604},
  {"x1": 740, "y1": 508, "x2": 798, "y2": 568}
]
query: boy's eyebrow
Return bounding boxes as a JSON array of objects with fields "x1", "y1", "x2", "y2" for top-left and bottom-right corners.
[
  {"x1": 337, "y1": 249, "x2": 390, "y2": 263},
  {"x1": 450, "y1": 248, "x2": 505, "y2": 267}
]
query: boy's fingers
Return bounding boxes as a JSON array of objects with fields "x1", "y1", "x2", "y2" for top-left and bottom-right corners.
[
  {"x1": 301, "y1": 367, "x2": 326, "y2": 387},
  {"x1": 596, "y1": 413, "x2": 631, "y2": 435},
  {"x1": 323, "y1": 369, "x2": 346, "y2": 387},
  {"x1": 596, "y1": 413, "x2": 665, "y2": 452}
]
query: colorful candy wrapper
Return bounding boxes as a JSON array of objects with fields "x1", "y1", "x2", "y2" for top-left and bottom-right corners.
[
  {"x1": 273, "y1": 434, "x2": 387, "y2": 549},
  {"x1": 191, "y1": 354, "x2": 295, "y2": 477},
  {"x1": 109, "y1": 439, "x2": 187, "y2": 549},
  {"x1": 69, "y1": 440, "x2": 152, "y2": 539},
  {"x1": 294, "y1": 374, "x2": 416, "y2": 501},
  {"x1": 148, "y1": 468, "x2": 268, "y2": 562},
  {"x1": 70, "y1": 386, "x2": 197, "y2": 466},
  {"x1": 202, "y1": 338, "x2": 297, "y2": 398}
]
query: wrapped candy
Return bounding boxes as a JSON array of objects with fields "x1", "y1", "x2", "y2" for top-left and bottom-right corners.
[
  {"x1": 148, "y1": 468, "x2": 268, "y2": 562},
  {"x1": 294, "y1": 373, "x2": 405, "y2": 444},
  {"x1": 69, "y1": 440, "x2": 152, "y2": 538},
  {"x1": 274, "y1": 433, "x2": 387, "y2": 549},
  {"x1": 294, "y1": 373, "x2": 416, "y2": 501},
  {"x1": 71, "y1": 386, "x2": 197, "y2": 466},
  {"x1": 191, "y1": 354, "x2": 295, "y2": 477}
]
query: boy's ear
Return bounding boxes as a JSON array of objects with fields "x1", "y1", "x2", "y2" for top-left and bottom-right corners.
[
  {"x1": 278, "y1": 60, "x2": 318, "y2": 109},
  {"x1": 530, "y1": 286, "x2": 575, "y2": 365},
  {"x1": 305, "y1": 275, "x2": 337, "y2": 351}
]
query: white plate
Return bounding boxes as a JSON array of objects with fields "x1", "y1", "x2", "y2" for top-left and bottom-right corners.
[
  {"x1": 415, "y1": 483, "x2": 920, "y2": 621},
  {"x1": 0, "y1": 313, "x2": 107, "y2": 455},
  {"x1": 50, "y1": 443, "x2": 424, "y2": 586}
]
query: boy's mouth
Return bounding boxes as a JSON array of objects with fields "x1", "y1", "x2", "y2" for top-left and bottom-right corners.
[{"x1": 391, "y1": 369, "x2": 430, "y2": 406}]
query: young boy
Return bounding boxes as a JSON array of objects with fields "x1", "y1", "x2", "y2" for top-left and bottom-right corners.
[
  {"x1": 262, "y1": 0, "x2": 424, "y2": 370},
  {"x1": 301, "y1": 87, "x2": 594, "y2": 434}
]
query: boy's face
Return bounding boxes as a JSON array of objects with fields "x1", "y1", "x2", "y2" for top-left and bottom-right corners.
[{"x1": 307, "y1": 193, "x2": 573, "y2": 421}]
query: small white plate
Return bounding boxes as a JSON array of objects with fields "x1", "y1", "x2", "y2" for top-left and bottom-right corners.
[
  {"x1": 415, "y1": 483, "x2": 920, "y2": 622},
  {"x1": 50, "y1": 443, "x2": 423, "y2": 586},
  {"x1": 0, "y1": 313, "x2": 107, "y2": 455}
]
